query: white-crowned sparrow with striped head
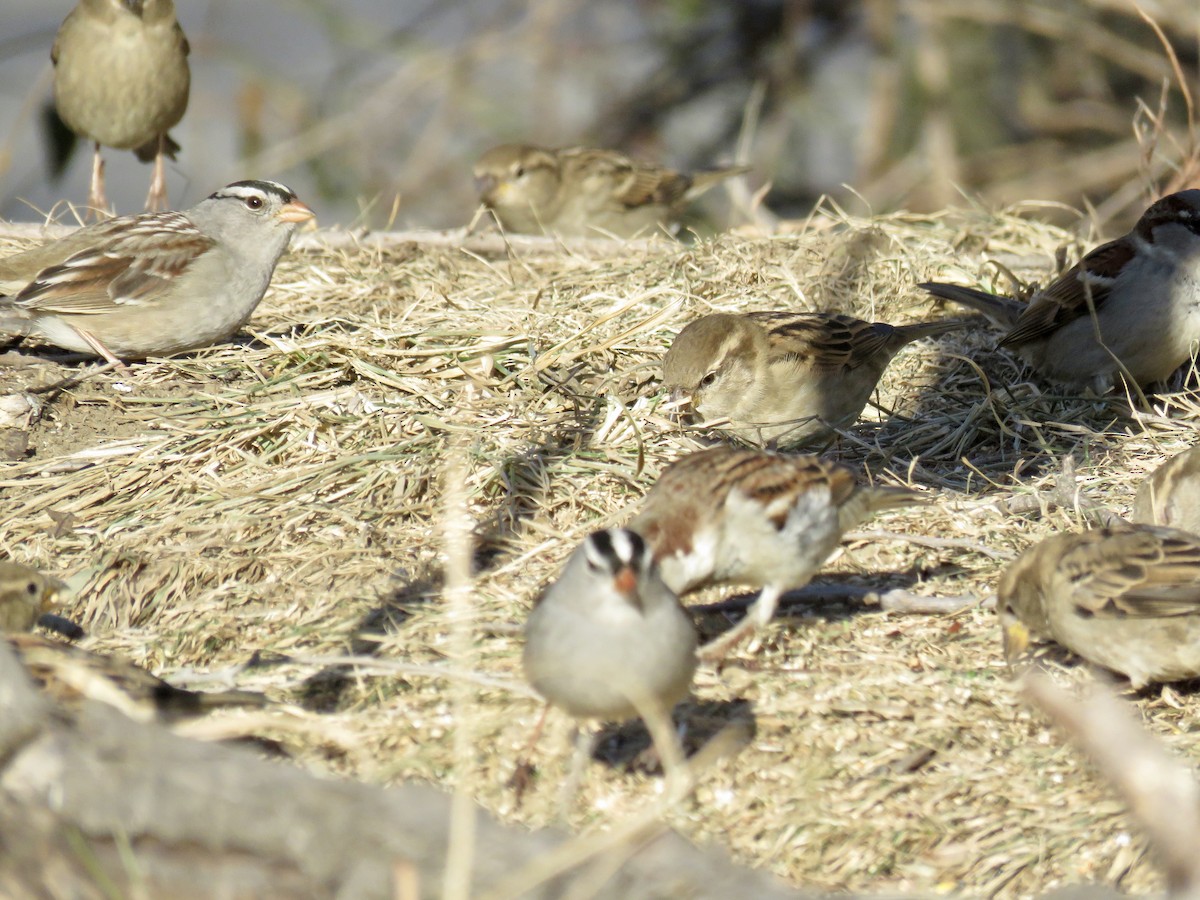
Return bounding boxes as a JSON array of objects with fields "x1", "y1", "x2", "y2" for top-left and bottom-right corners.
[
  {"x1": 999, "y1": 523, "x2": 1200, "y2": 689},
  {"x1": 0, "y1": 180, "x2": 314, "y2": 364},
  {"x1": 920, "y1": 189, "x2": 1200, "y2": 392},
  {"x1": 7, "y1": 633, "x2": 268, "y2": 723},
  {"x1": 661, "y1": 311, "x2": 969, "y2": 447},
  {"x1": 1132, "y1": 446, "x2": 1200, "y2": 535},
  {"x1": 474, "y1": 143, "x2": 747, "y2": 238},
  {"x1": 0, "y1": 562, "x2": 61, "y2": 633},
  {"x1": 523, "y1": 528, "x2": 697, "y2": 721},
  {"x1": 53, "y1": 0, "x2": 191, "y2": 213},
  {"x1": 628, "y1": 447, "x2": 919, "y2": 658}
]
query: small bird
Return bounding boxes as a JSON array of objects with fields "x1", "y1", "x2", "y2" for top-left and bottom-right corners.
[
  {"x1": 523, "y1": 528, "x2": 697, "y2": 721},
  {"x1": 661, "y1": 311, "x2": 969, "y2": 447},
  {"x1": 0, "y1": 562, "x2": 61, "y2": 633},
  {"x1": 628, "y1": 447, "x2": 919, "y2": 658},
  {"x1": 0, "y1": 180, "x2": 314, "y2": 364},
  {"x1": 1133, "y1": 446, "x2": 1200, "y2": 535},
  {"x1": 998, "y1": 523, "x2": 1200, "y2": 689},
  {"x1": 52, "y1": 0, "x2": 191, "y2": 213},
  {"x1": 920, "y1": 189, "x2": 1200, "y2": 392},
  {"x1": 7, "y1": 633, "x2": 269, "y2": 723},
  {"x1": 473, "y1": 143, "x2": 747, "y2": 238}
]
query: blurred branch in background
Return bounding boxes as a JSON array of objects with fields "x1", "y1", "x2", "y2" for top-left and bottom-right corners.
[{"x1": 0, "y1": 0, "x2": 1197, "y2": 232}]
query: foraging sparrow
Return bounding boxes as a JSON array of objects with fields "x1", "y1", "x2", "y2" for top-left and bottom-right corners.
[
  {"x1": 628, "y1": 447, "x2": 919, "y2": 658},
  {"x1": 0, "y1": 562, "x2": 61, "y2": 633},
  {"x1": 998, "y1": 523, "x2": 1200, "y2": 689},
  {"x1": 1133, "y1": 446, "x2": 1200, "y2": 534},
  {"x1": 7, "y1": 633, "x2": 268, "y2": 723},
  {"x1": 474, "y1": 143, "x2": 747, "y2": 238},
  {"x1": 920, "y1": 189, "x2": 1200, "y2": 392},
  {"x1": 53, "y1": 0, "x2": 191, "y2": 213},
  {"x1": 0, "y1": 180, "x2": 314, "y2": 364},
  {"x1": 524, "y1": 528, "x2": 697, "y2": 721},
  {"x1": 661, "y1": 311, "x2": 970, "y2": 447}
]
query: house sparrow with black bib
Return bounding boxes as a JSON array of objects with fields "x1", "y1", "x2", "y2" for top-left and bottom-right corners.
[
  {"x1": 629, "y1": 447, "x2": 919, "y2": 658},
  {"x1": 0, "y1": 181, "x2": 314, "y2": 365},
  {"x1": 661, "y1": 311, "x2": 969, "y2": 447},
  {"x1": 474, "y1": 143, "x2": 747, "y2": 238},
  {"x1": 999, "y1": 523, "x2": 1200, "y2": 689},
  {"x1": 920, "y1": 189, "x2": 1200, "y2": 392}
]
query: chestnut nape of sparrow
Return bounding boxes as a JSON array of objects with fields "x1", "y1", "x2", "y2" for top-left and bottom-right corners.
[
  {"x1": 7, "y1": 633, "x2": 270, "y2": 723},
  {"x1": 628, "y1": 447, "x2": 920, "y2": 659},
  {"x1": 920, "y1": 188, "x2": 1200, "y2": 393},
  {"x1": 998, "y1": 523, "x2": 1200, "y2": 689},
  {"x1": 661, "y1": 310, "x2": 970, "y2": 447},
  {"x1": 523, "y1": 528, "x2": 697, "y2": 723},
  {"x1": 0, "y1": 180, "x2": 314, "y2": 366},
  {"x1": 52, "y1": 0, "x2": 191, "y2": 213},
  {"x1": 0, "y1": 561, "x2": 62, "y2": 633},
  {"x1": 473, "y1": 143, "x2": 748, "y2": 239},
  {"x1": 1132, "y1": 445, "x2": 1200, "y2": 535}
]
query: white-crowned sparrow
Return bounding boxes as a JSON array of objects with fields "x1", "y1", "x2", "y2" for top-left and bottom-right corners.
[
  {"x1": 7, "y1": 633, "x2": 268, "y2": 723},
  {"x1": 661, "y1": 311, "x2": 969, "y2": 447},
  {"x1": 0, "y1": 562, "x2": 61, "y2": 633},
  {"x1": 53, "y1": 0, "x2": 191, "y2": 213},
  {"x1": 474, "y1": 143, "x2": 747, "y2": 238},
  {"x1": 920, "y1": 189, "x2": 1200, "y2": 392},
  {"x1": 1132, "y1": 446, "x2": 1200, "y2": 534},
  {"x1": 998, "y1": 523, "x2": 1200, "y2": 689},
  {"x1": 0, "y1": 180, "x2": 314, "y2": 364},
  {"x1": 523, "y1": 528, "x2": 697, "y2": 721},
  {"x1": 628, "y1": 447, "x2": 919, "y2": 658}
]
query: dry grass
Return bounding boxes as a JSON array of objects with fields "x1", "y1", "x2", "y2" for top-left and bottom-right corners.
[{"x1": 1, "y1": 203, "x2": 1197, "y2": 898}]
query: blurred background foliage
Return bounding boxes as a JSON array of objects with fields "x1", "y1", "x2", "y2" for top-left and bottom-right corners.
[{"x1": 1, "y1": 0, "x2": 1197, "y2": 232}]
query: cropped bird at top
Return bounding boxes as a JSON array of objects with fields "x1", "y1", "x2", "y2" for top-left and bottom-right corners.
[
  {"x1": 661, "y1": 310, "x2": 971, "y2": 447},
  {"x1": 473, "y1": 143, "x2": 747, "y2": 238},
  {"x1": 1132, "y1": 446, "x2": 1200, "y2": 535},
  {"x1": 53, "y1": 0, "x2": 191, "y2": 213},
  {"x1": 0, "y1": 180, "x2": 314, "y2": 365},
  {"x1": 999, "y1": 523, "x2": 1200, "y2": 689},
  {"x1": 523, "y1": 528, "x2": 697, "y2": 722},
  {"x1": 921, "y1": 188, "x2": 1200, "y2": 392},
  {"x1": 628, "y1": 447, "x2": 919, "y2": 658}
]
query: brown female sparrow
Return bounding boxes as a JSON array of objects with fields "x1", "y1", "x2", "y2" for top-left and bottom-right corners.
[
  {"x1": 53, "y1": 0, "x2": 191, "y2": 213},
  {"x1": 661, "y1": 311, "x2": 970, "y2": 447},
  {"x1": 1133, "y1": 446, "x2": 1200, "y2": 534},
  {"x1": 7, "y1": 633, "x2": 268, "y2": 723},
  {"x1": 0, "y1": 181, "x2": 314, "y2": 364},
  {"x1": 524, "y1": 528, "x2": 697, "y2": 721},
  {"x1": 628, "y1": 447, "x2": 919, "y2": 658},
  {"x1": 473, "y1": 143, "x2": 747, "y2": 238},
  {"x1": 999, "y1": 523, "x2": 1200, "y2": 689},
  {"x1": 920, "y1": 189, "x2": 1200, "y2": 392},
  {"x1": 0, "y1": 562, "x2": 61, "y2": 633}
]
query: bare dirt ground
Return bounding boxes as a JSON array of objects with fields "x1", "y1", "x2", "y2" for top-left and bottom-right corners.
[{"x1": 1, "y1": 205, "x2": 1195, "y2": 898}]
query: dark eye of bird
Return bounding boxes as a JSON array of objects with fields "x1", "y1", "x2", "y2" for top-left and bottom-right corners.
[
  {"x1": 513, "y1": 165, "x2": 525, "y2": 178},
  {"x1": 25, "y1": 580, "x2": 38, "y2": 596},
  {"x1": 699, "y1": 371, "x2": 718, "y2": 388},
  {"x1": 246, "y1": 195, "x2": 265, "y2": 210}
]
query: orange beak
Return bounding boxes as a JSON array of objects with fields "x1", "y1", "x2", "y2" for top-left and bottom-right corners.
[
  {"x1": 613, "y1": 565, "x2": 638, "y2": 597},
  {"x1": 279, "y1": 199, "x2": 317, "y2": 224}
]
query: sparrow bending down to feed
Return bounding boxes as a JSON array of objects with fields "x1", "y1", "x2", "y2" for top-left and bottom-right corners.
[
  {"x1": 474, "y1": 143, "x2": 747, "y2": 238},
  {"x1": 7, "y1": 633, "x2": 269, "y2": 723},
  {"x1": 0, "y1": 180, "x2": 314, "y2": 365},
  {"x1": 53, "y1": 0, "x2": 191, "y2": 213},
  {"x1": 523, "y1": 528, "x2": 697, "y2": 722},
  {"x1": 0, "y1": 561, "x2": 62, "y2": 633},
  {"x1": 999, "y1": 523, "x2": 1200, "y2": 689},
  {"x1": 661, "y1": 310, "x2": 970, "y2": 447},
  {"x1": 629, "y1": 447, "x2": 919, "y2": 658},
  {"x1": 1132, "y1": 445, "x2": 1200, "y2": 535},
  {"x1": 920, "y1": 189, "x2": 1200, "y2": 392}
]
